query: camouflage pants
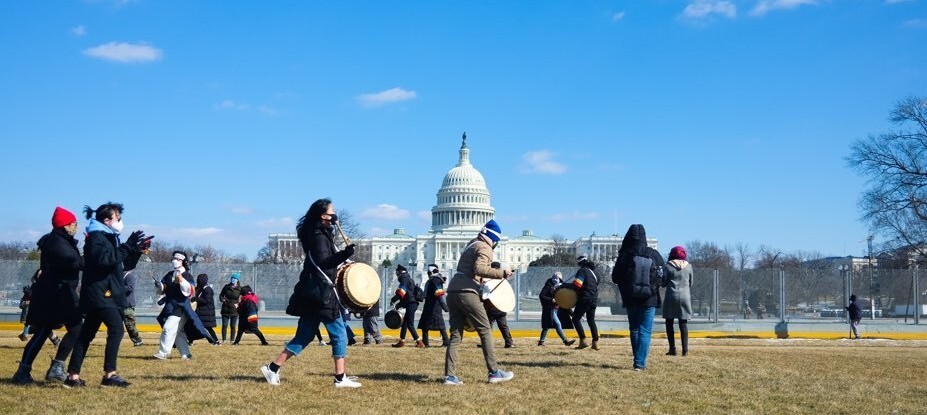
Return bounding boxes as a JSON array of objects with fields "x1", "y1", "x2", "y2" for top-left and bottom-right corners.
[{"x1": 123, "y1": 307, "x2": 141, "y2": 341}]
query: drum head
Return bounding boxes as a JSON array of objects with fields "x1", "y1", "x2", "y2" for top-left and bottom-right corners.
[
  {"x1": 484, "y1": 278, "x2": 516, "y2": 313},
  {"x1": 385, "y1": 310, "x2": 402, "y2": 330},
  {"x1": 342, "y1": 263, "x2": 381, "y2": 307},
  {"x1": 554, "y1": 286, "x2": 578, "y2": 309}
]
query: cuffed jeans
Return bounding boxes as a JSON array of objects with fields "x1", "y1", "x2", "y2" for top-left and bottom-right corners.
[
  {"x1": 627, "y1": 306, "x2": 655, "y2": 369},
  {"x1": 286, "y1": 314, "x2": 347, "y2": 358},
  {"x1": 445, "y1": 291, "x2": 498, "y2": 377}
]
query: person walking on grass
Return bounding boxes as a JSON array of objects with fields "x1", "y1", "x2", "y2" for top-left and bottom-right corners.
[
  {"x1": 122, "y1": 270, "x2": 143, "y2": 347},
  {"x1": 154, "y1": 251, "x2": 217, "y2": 360},
  {"x1": 571, "y1": 256, "x2": 600, "y2": 351},
  {"x1": 12, "y1": 207, "x2": 84, "y2": 385},
  {"x1": 537, "y1": 272, "x2": 576, "y2": 347},
  {"x1": 443, "y1": 219, "x2": 515, "y2": 386},
  {"x1": 418, "y1": 264, "x2": 450, "y2": 347},
  {"x1": 477, "y1": 261, "x2": 514, "y2": 349},
  {"x1": 65, "y1": 202, "x2": 147, "y2": 388},
  {"x1": 219, "y1": 273, "x2": 242, "y2": 344},
  {"x1": 233, "y1": 286, "x2": 269, "y2": 345},
  {"x1": 390, "y1": 264, "x2": 423, "y2": 348},
  {"x1": 613, "y1": 224, "x2": 664, "y2": 371},
  {"x1": 662, "y1": 246, "x2": 693, "y2": 356},
  {"x1": 262, "y1": 198, "x2": 361, "y2": 388},
  {"x1": 362, "y1": 300, "x2": 383, "y2": 345},
  {"x1": 846, "y1": 294, "x2": 862, "y2": 340},
  {"x1": 190, "y1": 273, "x2": 220, "y2": 345}
]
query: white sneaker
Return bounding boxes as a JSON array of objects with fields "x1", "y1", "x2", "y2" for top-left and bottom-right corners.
[
  {"x1": 153, "y1": 352, "x2": 168, "y2": 360},
  {"x1": 334, "y1": 376, "x2": 361, "y2": 388},
  {"x1": 261, "y1": 366, "x2": 280, "y2": 386},
  {"x1": 180, "y1": 354, "x2": 192, "y2": 360},
  {"x1": 318, "y1": 341, "x2": 327, "y2": 346}
]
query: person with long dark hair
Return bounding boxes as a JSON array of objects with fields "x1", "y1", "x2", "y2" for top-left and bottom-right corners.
[
  {"x1": 65, "y1": 202, "x2": 147, "y2": 387},
  {"x1": 12, "y1": 207, "x2": 84, "y2": 385},
  {"x1": 261, "y1": 198, "x2": 361, "y2": 388},
  {"x1": 663, "y1": 246, "x2": 693, "y2": 356}
]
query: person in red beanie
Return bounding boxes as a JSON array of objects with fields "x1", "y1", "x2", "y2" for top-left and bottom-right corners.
[
  {"x1": 662, "y1": 246, "x2": 693, "y2": 356},
  {"x1": 12, "y1": 207, "x2": 84, "y2": 385}
]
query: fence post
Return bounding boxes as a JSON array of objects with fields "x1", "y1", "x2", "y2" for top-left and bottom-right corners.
[
  {"x1": 713, "y1": 270, "x2": 720, "y2": 323},
  {"x1": 515, "y1": 270, "x2": 521, "y2": 322},
  {"x1": 779, "y1": 270, "x2": 786, "y2": 322},
  {"x1": 914, "y1": 269, "x2": 920, "y2": 325},
  {"x1": 844, "y1": 268, "x2": 851, "y2": 325},
  {"x1": 252, "y1": 263, "x2": 258, "y2": 300}
]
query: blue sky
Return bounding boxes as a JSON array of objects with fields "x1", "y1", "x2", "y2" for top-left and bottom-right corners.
[{"x1": 1, "y1": 0, "x2": 925, "y2": 260}]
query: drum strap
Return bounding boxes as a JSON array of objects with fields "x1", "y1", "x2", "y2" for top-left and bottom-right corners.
[{"x1": 306, "y1": 250, "x2": 344, "y2": 307}]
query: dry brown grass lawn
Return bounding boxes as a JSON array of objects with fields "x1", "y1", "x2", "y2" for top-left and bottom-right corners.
[{"x1": 1, "y1": 332, "x2": 925, "y2": 415}]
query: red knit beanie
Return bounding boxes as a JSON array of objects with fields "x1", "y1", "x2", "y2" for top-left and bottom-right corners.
[
  {"x1": 52, "y1": 206, "x2": 77, "y2": 228},
  {"x1": 669, "y1": 246, "x2": 687, "y2": 261}
]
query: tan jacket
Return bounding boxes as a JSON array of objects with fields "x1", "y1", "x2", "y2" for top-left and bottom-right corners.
[{"x1": 447, "y1": 237, "x2": 506, "y2": 293}]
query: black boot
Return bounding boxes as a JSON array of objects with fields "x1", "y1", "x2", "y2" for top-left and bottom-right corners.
[{"x1": 12, "y1": 363, "x2": 33, "y2": 385}]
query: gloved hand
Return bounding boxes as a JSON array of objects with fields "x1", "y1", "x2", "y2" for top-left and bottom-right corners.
[
  {"x1": 125, "y1": 230, "x2": 144, "y2": 248},
  {"x1": 343, "y1": 244, "x2": 356, "y2": 257},
  {"x1": 138, "y1": 235, "x2": 154, "y2": 251}
]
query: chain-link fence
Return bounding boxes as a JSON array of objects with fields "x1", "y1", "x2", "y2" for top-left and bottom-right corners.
[{"x1": 2, "y1": 260, "x2": 924, "y2": 324}]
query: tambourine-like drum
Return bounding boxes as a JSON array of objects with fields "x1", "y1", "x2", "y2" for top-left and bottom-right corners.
[
  {"x1": 335, "y1": 262, "x2": 382, "y2": 315},
  {"x1": 384, "y1": 309, "x2": 402, "y2": 330},
  {"x1": 483, "y1": 278, "x2": 516, "y2": 314},
  {"x1": 554, "y1": 285, "x2": 578, "y2": 309}
]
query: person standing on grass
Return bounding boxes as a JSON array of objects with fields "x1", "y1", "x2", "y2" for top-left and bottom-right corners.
[
  {"x1": 612, "y1": 224, "x2": 664, "y2": 371},
  {"x1": 233, "y1": 286, "x2": 269, "y2": 345},
  {"x1": 846, "y1": 294, "x2": 862, "y2": 340},
  {"x1": 12, "y1": 207, "x2": 83, "y2": 385},
  {"x1": 662, "y1": 246, "x2": 693, "y2": 356},
  {"x1": 66, "y1": 202, "x2": 147, "y2": 388},
  {"x1": 361, "y1": 300, "x2": 383, "y2": 345},
  {"x1": 188, "y1": 273, "x2": 220, "y2": 345},
  {"x1": 219, "y1": 273, "x2": 242, "y2": 344},
  {"x1": 537, "y1": 272, "x2": 575, "y2": 347},
  {"x1": 390, "y1": 264, "x2": 423, "y2": 348},
  {"x1": 122, "y1": 270, "x2": 143, "y2": 347},
  {"x1": 418, "y1": 264, "x2": 450, "y2": 347},
  {"x1": 477, "y1": 261, "x2": 514, "y2": 349},
  {"x1": 262, "y1": 198, "x2": 361, "y2": 388},
  {"x1": 443, "y1": 219, "x2": 515, "y2": 386},
  {"x1": 571, "y1": 256, "x2": 600, "y2": 351}
]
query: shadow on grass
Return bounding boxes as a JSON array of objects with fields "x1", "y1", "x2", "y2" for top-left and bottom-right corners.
[
  {"x1": 364, "y1": 372, "x2": 430, "y2": 382},
  {"x1": 136, "y1": 374, "x2": 223, "y2": 381},
  {"x1": 499, "y1": 360, "x2": 626, "y2": 370}
]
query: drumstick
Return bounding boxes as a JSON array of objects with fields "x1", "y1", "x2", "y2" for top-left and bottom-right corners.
[{"x1": 335, "y1": 220, "x2": 351, "y2": 246}]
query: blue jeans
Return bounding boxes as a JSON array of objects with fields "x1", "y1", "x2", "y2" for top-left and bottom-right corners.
[
  {"x1": 627, "y1": 306, "x2": 655, "y2": 369},
  {"x1": 539, "y1": 308, "x2": 568, "y2": 343},
  {"x1": 286, "y1": 314, "x2": 347, "y2": 358}
]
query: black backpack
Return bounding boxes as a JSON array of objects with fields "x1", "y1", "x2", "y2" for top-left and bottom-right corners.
[
  {"x1": 413, "y1": 285, "x2": 425, "y2": 302},
  {"x1": 628, "y1": 255, "x2": 662, "y2": 300}
]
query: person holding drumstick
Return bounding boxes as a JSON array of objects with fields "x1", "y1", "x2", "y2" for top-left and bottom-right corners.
[
  {"x1": 476, "y1": 261, "x2": 514, "y2": 349},
  {"x1": 572, "y1": 255, "x2": 600, "y2": 350},
  {"x1": 261, "y1": 198, "x2": 361, "y2": 388},
  {"x1": 443, "y1": 220, "x2": 515, "y2": 385}
]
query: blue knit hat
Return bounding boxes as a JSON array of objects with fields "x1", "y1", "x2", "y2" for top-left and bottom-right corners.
[
  {"x1": 481, "y1": 219, "x2": 502, "y2": 243},
  {"x1": 230, "y1": 273, "x2": 240, "y2": 283}
]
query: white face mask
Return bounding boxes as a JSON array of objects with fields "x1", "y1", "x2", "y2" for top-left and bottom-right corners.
[
  {"x1": 109, "y1": 219, "x2": 125, "y2": 233},
  {"x1": 171, "y1": 259, "x2": 182, "y2": 269}
]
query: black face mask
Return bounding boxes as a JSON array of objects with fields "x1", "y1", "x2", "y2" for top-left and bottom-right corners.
[{"x1": 328, "y1": 214, "x2": 339, "y2": 224}]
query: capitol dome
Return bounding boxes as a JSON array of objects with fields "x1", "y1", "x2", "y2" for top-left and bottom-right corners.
[{"x1": 430, "y1": 133, "x2": 495, "y2": 234}]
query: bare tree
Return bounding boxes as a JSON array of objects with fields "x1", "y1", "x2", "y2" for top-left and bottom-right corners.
[
  {"x1": 734, "y1": 242, "x2": 753, "y2": 270},
  {"x1": 551, "y1": 234, "x2": 570, "y2": 255},
  {"x1": 685, "y1": 240, "x2": 734, "y2": 269},
  {"x1": 0, "y1": 241, "x2": 35, "y2": 260},
  {"x1": 848, "y1": 96, "x2": 927, "y2": 257}
]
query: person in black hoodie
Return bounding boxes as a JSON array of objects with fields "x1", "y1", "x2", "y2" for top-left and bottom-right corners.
[
  {"x1": 612, "y1": 224, "x2": 664, "y2": 371},
  {"x1": 12, "y1": 207, "x2": 85, "y2": 385},
  {"x1": 66, "y1": 202, "x2": 148, "y2": 388},
  {"x1": 537, "y1": 272, "x2": 575, "y2": 347},
  {"x1": 572, "y1": 256, "x2": 600, "y2": 350},
  {"x1": 261, "y1": 198, "x2": 361, "y2": 388},
  {"x1": 390, "y1": 264, "x2": 423, "y2": 348},
  {"x1": 417, "y1": 264, "x2": 450, "y2": 347},
  {"x1": 846, "y1": 294, "x2": 862, "y2": 340},
  {"x1": 190, "y1": 273, "x2": 219, "y2": 344}
]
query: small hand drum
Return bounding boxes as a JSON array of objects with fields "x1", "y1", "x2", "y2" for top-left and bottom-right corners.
[
  {"x1": 554, "y1": 285, "x2": 578, "y2": 309},
  {"x1": 384, "y1": 309, "x2": 402, "y2": 330}
]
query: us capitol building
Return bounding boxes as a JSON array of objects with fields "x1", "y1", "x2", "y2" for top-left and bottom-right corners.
[{"x1": 269, "y1": 134, "x2": 657, "y2": 275}]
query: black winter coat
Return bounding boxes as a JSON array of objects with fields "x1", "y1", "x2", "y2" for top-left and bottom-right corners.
[
  {"x1": 613, "y1": 224, "x2": 664, "y2": 309},
  {"x1": 418, "y1": 275, "x2": 447, "y2": 330},
  {"x1": 391, "y1": 272, "x2": 419, "y2": 307},
  {"x1": 194, "y1": 285, "x2": 217, "y2": 328},
  {"x1": 293, "y1": 223, "x2": 352, "y2": 321},
  {"x1": 539, "y1": 278, "x2": 559, "y2": 329},
  {"x1": 846, "y1": 301, "x2": 862, "y2": 321},
  {"x1": 27, "y1": 228, "x2": 83, "y2": 326},
  {"x1": 81, "y1": 229, "x2": 140, "y2": 311},
  {"x1": 219, "y1": 283, "x2": 242, "y2": 317},
  {"x1": 573, "y1": 266, "x2": 599, "y2": 304}
]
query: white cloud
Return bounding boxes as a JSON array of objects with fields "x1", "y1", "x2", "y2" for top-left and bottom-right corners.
[
  {"x1": 256, "y1": 217, "x2": 294, "y2": 228},
  {"x1": 219, "y1": 100, "x2": 250, "y2": 111},
  {"x1": 223, "y1": 205, "x2": 253, "y2": 215},
  {"x1": 520, "y1": 150, "x2": 567, "y2": 175},
  {"x1": 417, "y1": 210, "x2": 432, "y2": 222},
  {"x1": 257, "y1": 105, "x2": 279, "y2": 116},
  {"x1": 70, "y1": 25, "x2": 87, "y2": 37},
  {"x1": 361, "y1": 204, "x2": 411, "y2": 220},
  {"x1": 357, "y1": 87, "x2": 417, "y2": 108},
  {"x1": 612, "y1": 12, "x2": 626, "y2": 21},
  {"x1": 681, "y1": 0, "x2": 737, "y2": 19},
  {"x1": 83, "y1": 42, "x2": 162, "y2": 63},
  {"x1": 903, "y1": 18, "x2": 927, "y2": 28},
  {"x1": 175, "y1": 227, "x2": 223, "y2": 237},
  {"x1": 750, "y1": 0, "x2": 818, "y2": 17},
  {"x1": 544, "y1": 211, "x2": 601, "y2": 222}
]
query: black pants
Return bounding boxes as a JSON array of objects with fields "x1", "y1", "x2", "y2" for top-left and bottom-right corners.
[
  {"x1": 400, "y1": 303, "x2": 419, "y2": 340},
  {"x1": 205, "y1": 327, "x2": 218, "y2": 343},
  {"x1": 68, "y1": 308, "x2": 124, "y2": 374},
  {"x1": 20, "y1": 322, "x2": 81, "y2": 368},
  {"x1": 489, "y1": 314, "x2": 514, "y2": 346},
  {"x1": 234, "y1": 324, "x2": 268, "y2": 345},
  {"x1": 221, "y1": 315, "x2": 238, "y2": 342},
  {"x1": 422, "y1": 328, "x2": 449, "y2": 346},
  {"x1": 572, "y1": 301, "x2": 599, "y2": 341},
  {"x1": 665, "y1": 319, "x2": 688, "y2": 352}
]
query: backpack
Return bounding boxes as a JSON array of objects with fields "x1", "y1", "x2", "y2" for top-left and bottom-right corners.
[
  {"x1": 629, "y1": 255, "x2": 662, "y2": 300},
  {"x1": 413, "y1": 285, "x2": 425, "y2": 302}
]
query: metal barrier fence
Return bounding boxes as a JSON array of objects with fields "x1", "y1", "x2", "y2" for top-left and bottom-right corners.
[{"x1": 1, "y1": 260, "x2": 923, "y2": 324}]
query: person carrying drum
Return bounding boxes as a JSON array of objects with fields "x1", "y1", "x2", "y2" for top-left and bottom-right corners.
[
  {"x1": 390, "y1": 264, "x2": 423, "y2": 348},
  {"x1": 572, "y1": 255, "x2": 600, "y2": 350},
  {"x1": 418, "y1": 264, "x2": 449, "y2": 347},
  {"x1": 537, "y1": 272, "x2": 576, "y2": 347},
  {"x1": 443, "y1": 219, "x2": 515, "y2": 385},
  {"x1": 477, "y1": 261, "x2": 514, "y2": 349},
  {"x1": 262, "y1": 198, "x2": 361, "y2": 388}
]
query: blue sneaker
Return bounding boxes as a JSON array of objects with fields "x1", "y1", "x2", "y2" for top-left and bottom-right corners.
[
  {"x1": 444, "y1": 375, "x2": 464, "y2": 386},
  {"x1": 487, "y1": 369, "x2": 514, "y2": 383}
]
